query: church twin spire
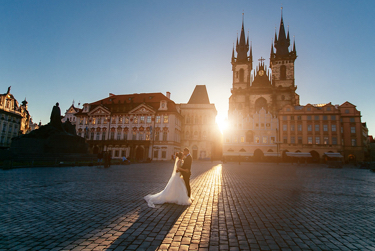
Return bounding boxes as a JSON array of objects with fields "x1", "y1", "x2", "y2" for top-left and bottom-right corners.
[
  {"x1": 271, "y1": 10, "x2": 297, "y2": 59},
  {"x1": 232, "y1": 15, "x2": 252, "y2": 64}
]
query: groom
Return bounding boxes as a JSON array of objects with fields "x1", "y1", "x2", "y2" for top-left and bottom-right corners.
[{"x1": 178, "y1": 147, "x2": 192, "y2": 197}]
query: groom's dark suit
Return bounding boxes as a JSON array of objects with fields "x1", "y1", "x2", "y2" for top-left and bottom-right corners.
[{"x1": 181, "y1": 154, "x2": 192, "y2": 197}]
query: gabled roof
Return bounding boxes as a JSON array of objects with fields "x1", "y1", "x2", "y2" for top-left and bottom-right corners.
[{"x1": 188, "y1": 85, "x2": 210, "y2": 104}]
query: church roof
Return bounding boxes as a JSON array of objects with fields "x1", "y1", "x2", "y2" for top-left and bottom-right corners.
[{"x1": 188, "y1": 85, "x2": 210, "y2": 104}]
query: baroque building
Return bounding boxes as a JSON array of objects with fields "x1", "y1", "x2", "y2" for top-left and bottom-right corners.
[
  {"x1": 0, "y1": 87, "x2": 31, "y2": 148},
  {"x1": 179, "y1": 85, "x2": 221, "y2": 160},
  {"x1": 74, "y1": 92, "x2": 182, "y2": 161}
]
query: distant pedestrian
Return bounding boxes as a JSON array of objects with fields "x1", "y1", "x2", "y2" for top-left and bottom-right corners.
[
  {"x1": 97, "y1": 152, "x2": 103, "y2": 166},
  {"x1": 107, "y1": 153, "x2": 111, "y2": 168}
]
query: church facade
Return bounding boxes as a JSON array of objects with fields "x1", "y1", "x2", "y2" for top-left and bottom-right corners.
[
  {"x1": 224, "y1": 14, "x2": 298, "y2": 161},
  {"x1": 223, "y1": 13, "x2": 369, "y2": 162}
]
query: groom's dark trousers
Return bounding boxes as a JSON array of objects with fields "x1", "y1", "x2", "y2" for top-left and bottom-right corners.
[{"x1": 181, "y1": 154, "x2": 192, "y2": 197}]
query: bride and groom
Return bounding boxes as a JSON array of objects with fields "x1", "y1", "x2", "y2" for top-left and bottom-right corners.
[{"x1": 144, "y1": 148, "x2": 192, "y2": 208}]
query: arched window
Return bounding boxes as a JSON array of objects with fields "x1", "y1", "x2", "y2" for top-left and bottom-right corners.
[
  {"x1": 280, "y1": 65, "x2": 286, "y2": 80},
  {"x1": 255, "y1": 97, "x2": 268, "y2": 113},
  {"x1": 239, "y1": 69, "x2": 244, "y2": 82}
]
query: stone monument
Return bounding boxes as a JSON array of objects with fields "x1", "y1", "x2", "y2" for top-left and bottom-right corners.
[{"x1": 10, "y1": 103, "x2": 88, "y2": 156}]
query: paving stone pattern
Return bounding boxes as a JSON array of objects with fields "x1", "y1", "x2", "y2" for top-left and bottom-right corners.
[{"x1": 1, "y1": 162, "x2": 375, "y2": 251}]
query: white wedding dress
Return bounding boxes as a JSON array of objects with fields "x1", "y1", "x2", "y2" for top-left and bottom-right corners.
[{"x1": 144, "y1": 157, "x2": 192, "y2": 208}]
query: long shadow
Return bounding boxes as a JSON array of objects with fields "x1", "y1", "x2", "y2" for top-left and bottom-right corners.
[{"x1": 106, "y1": 162, "x2": 219, "y2": 250}]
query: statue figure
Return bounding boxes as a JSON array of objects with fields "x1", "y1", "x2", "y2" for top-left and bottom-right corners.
[
  {"x1": 7, "y1": 86, "x2": 11, "y2": 94},
  {"x1": 50, "y1": 102, "x2": 63, "y2": 130}
]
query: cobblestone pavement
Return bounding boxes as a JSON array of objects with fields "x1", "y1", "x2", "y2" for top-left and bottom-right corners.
[{"x1": 1, "y1": 162, "x2": 375, "y2": 251}]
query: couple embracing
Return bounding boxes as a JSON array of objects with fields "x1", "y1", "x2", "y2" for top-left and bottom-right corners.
[{"x1": 144, "y1": 148, "x2": 192, "y2": 208}]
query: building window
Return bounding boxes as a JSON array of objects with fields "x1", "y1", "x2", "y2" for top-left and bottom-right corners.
[
  {"x1": 110, "y1": 131, "x2": 114, "y2": 139},
  {"x1": 102, "y1": 132, "x2": 106, "y2": 140},
  {"x1": 270, "y1": 137, "x2": 275, "y2": 143},
  {"x1": 239, "y1": 69, "x2": 244, "y2": 82},
  {"x1": 307, "y1": 116, "x2": 312, "y2": 121},
  {"x1": 332, "y1": 137, "x2": 337, "y2": 145},
  {"x1": 90, "y1": 132, "x2": 94, "y2": 140},
  {"x1": 290, "y1": 125, "x2": 295, "y2": 131},
  {"x1": 114, "y1": 150, "x2": 119, "y2": 157},
  {"x1": 308, "y1": 137, "x2": 313, "y2": 144},
  {"x1": 140, "y1": 116, "x2": 145, "y2": 123},
  {"x1": 139, "y1": 133, "x2": 144, "y2": 140},
  {"x1": 125, "y1": 117, "x2": 129, "y2": 124},
  {"x1": 283, "y1": 136, "x2": 287, "y2": 143},
  {"x1": 291, "y1": 136, "x2": 295, "y2": 144},
  {"x1": 290, "y1": 116, "x2": 294, "y2": 120},
  {"x1": 326, "y1": 107, "x2": 331, "y2": 111},
  {"x1": 345, "y1": 109, "x2": 349, "y2": 114},
  {"x1": 323, "y1": 116, "x2": 328, "y2": 121},
  {"x1": 117, "y1": 132, "x2": 121, "y2": 140},
  {"x1": 146, "y1": 133, "x2": 150, "y2": 140},
  {"x1": 308, "y1": 125, "x2": 312, "y2": 131},
  {"x1": 315, "y1": 125, "x2": 319, "y2": 132},
  {"x1": 97, "y1": 118, "x2": 101, "y2": 124},
  {"x1": 323, "y1": 125, "x2": 328, "y2": 131},
  {"x1": 283, "y1": 125, "x2": 287, "y2": 131},
  {"x1": 351, "y1": 127, "x2": 355, "y2": 133},
  {"x1": 162, "y1": 151, "x2": 167, "y2": 159},
  {"x1": 351, "y1": 138, "x2": 356, "y2": 146},
  {"x1": 255, "y1": 136, "x2": 260, "y2": 143},
  {"x1": 123, "y1": 132, "x2": 128, "y2": 140},
  {"x1": 280, "y1": 65, "x2": 286, "y2": 80},
  {"x1": 307, "y1": 107, "x2": 311, "y2": 111},
  {"x1": 350, "y1": 118, "x2": 355, "y2": 123},
  {"x1": 314, "y1": 116, "x2": 319, "y2": 121},
  {"x1": 156, "y1": 116, "x2": 161, "y2": 123},
  {"x1": 240, "y1": 136, "x2": 244, "y2": 143},
  {"x1": 153, "y1": 150, "x2": 158, "y2": 158},
  {"x1": 163, "y1": 115, "x2": 169, "y2": 123},
  {"x1": 266, "y1": 123, "x2": 270, "y2": 127},
  {"x1": 323, "y1": 137, "x2": 329, "y2": 144},
  {"x1": 331, "y1": 115, "x2": 336, "y2": 120},
  {"x1": 315, "y1": 137, "x2": 320, "y2": 144},
  {"x1": 147, "y1": 116, "x2": 152, "y2": 123},
  {"x1": 283, "y1": 116, "x2": 287, "y2": 121},
  {"x1": 332, "y1": 125, "x2": 336, "y2": 132},
  {"x1": 111, "y1": 117, "x2": 116, "y2": 124},
  {"x1": 96, "y1": 133, "x2": 100, "y2": 140},
  {"x1": 263, "y1": 137, "x2": 267, "y2": 143},
  {"x1": 298, "y1": 124, "x2": 302, "y2": 131},
  {"x1": 163, "y1": 132, "x2": 167, "y2": 141},
  {"x1": 132, "y1": 132, "x2": 136, "y2": 140},
  {"x1": 298, "y1": 136, "x2": 302, "y2": 144},
  {"x1": 341, "y1": 127, "x2": 343, "y2": 133},
  {"x1": 118, "y1": 116, "x2": 123, "y2": 124},
  {"x1": 297, "y1": 116, "x2": 302, "y2": 120},
  {"x1": 133, "y1": 116, "x2": 138, "y2": 123}
]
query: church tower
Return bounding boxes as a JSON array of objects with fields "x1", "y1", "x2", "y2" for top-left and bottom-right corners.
[
  {"x1": 270, "y1": 10, "x2": 299, "y2": 109},
  {"x1": 229, "y1": 15, "x2": 252, "y2": 114}
]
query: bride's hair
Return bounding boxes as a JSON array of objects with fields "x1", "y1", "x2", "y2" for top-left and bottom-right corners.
[{"x1": 175, "y1": 152, "x2": 183, "y2": 159}]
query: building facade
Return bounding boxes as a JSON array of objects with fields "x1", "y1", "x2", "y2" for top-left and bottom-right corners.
[
  {"x1": 224, "y1": 14, "x2": 298, "y2": 160},
  {"x1": 74, "y1": 92, "x2": 182, "y2": 161},
  {"x1": 224, "y1": 13, "x2": 369, "y2": 162},
  {"x1": 62, "y1": 103, "x2": 81, "y2": 125},
  {"x1": 179, "y1": 85, "x2": 221, "y2": 160},
  {"x1": 0, "y1": 87, "x2": 31, "y2": 148}
]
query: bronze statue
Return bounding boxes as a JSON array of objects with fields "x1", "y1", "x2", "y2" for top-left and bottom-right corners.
[{"x1": 50, "y1": 102, "x2": 63, "y2": 130}]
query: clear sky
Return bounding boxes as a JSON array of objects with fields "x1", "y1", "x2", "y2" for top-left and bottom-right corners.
[{"x1": 1, "y1": 1, "x2": 374, "y2": 134}]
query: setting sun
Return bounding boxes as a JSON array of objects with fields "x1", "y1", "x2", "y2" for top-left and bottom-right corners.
[{"x1": 216, "y1": 116, "x2": 228, "y2": 134}]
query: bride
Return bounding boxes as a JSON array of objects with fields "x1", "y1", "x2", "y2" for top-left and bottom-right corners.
[{"x1": 144, "y1": 152, "x2": 192, "y2": 208}]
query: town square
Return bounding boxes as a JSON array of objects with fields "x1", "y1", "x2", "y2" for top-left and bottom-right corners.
[
  {"x1": 2, "y1": 162, "x2": 375, "y2": 251},
  {"x1": 1, "y1": 1, "x2": 375, "y2": 250}
]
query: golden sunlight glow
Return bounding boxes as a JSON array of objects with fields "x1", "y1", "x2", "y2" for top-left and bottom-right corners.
[{"x1": 216, "y1": 115, "x2": 228, "y2": 134}]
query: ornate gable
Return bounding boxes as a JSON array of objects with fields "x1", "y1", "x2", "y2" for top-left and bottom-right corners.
[
  {"x1": 129, "y1": 104, "x2": 155, "y2": 115},
  {"x1": 88, "y1": 106, "x2": 110, "y2": 116}
]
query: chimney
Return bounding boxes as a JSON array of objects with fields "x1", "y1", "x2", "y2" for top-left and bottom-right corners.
[{"x1": 166, "y1": 92, "x2": 171, "y2": 99}]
